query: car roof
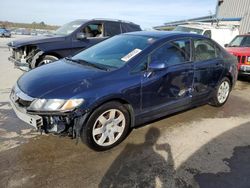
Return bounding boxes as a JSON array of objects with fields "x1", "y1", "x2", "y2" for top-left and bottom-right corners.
[
  {"x1": 72, "y1": 18, "x2": 138, "y2": 25},
  {"x1": 125, "y1": 31, "x2": 203, "y2": 39}
]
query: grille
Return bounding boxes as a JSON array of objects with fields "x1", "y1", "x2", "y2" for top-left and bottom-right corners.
[{"x1": 237, "y1": 55, "x2": 247, "y2": 64}]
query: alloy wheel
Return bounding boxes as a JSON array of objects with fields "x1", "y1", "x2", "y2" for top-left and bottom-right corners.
[
  {"x1": 92, "y1": 109, "x2": 126, "y2": 146},
  {"x1": 217, "y1": 81, "x2": 230, "y2": 104}
]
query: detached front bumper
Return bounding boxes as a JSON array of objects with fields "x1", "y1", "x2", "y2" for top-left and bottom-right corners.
[
  {"x1": 9, "y1": 94, "x2": 43, "y2": 129},
  {"x1": 8, "y1": 56, "x2": 30, "y2": 71}
]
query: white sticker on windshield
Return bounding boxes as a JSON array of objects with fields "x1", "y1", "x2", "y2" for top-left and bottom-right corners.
[{"x1": 121, "y1": 48, "x2": 142, "y2": 62}]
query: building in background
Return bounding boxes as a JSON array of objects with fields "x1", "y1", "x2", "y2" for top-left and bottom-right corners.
[
  {"x1": 216, "y1": 0, "x2": 250, "y2": 34},
  {"x1": 155, "y1": 0, "x2": 250, "y2": 34}
]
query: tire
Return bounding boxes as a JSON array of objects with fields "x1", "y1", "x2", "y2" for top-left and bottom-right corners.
[
  {"x1": 37, "y1": 55, "x2": 58, "y2": 67},
  {"x1": 81, "y1": 101, "x2": 130, "y2": 151},
  {"x1": 210, "y1": 77, "x2": 231, "y2": 107}
]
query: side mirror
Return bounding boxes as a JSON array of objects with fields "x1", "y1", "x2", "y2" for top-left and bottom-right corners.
[
  {"x1": 76, "y1": 32, "x2": 86, "y2": 40},
  {"x1": 148, "y1": 60, "x2": 166, "y2": 71},
  {"x1": 224, "y1": 44, "x2": 229, "y2": 47}
]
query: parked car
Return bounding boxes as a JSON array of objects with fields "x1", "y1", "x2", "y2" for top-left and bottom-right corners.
[
  {"x1": 7, "y1": 19, "x2": 141, "y2": 71},
  {"x1": 225, "y1": 34, "x2": 250, "y2": 76},
  {"x1": 13, "y1": 28, "x2": 31, "y2": 35},
  {"x1": 174, "y1": 22, "x2": 239, "y2": 47},
  {"x1": 0, "y1": 28, "x2": 11, "y2": 37},
  {"x1": 10, "y1": 31, "x2": 238, "y2": 151}
]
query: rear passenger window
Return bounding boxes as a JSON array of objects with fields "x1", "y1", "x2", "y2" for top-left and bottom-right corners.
[
  {"x1": 150, "y1": 39, "x2": 191, "y2": 66},
  {"x1": 121, "y1": 23, "x2": 141, "y2": 33},
  {"x1": 194, "y1": 39, "x2": 217, "y2": 61},
  {"x1": 105, "y1": 22, "x2": 121, "y2": 36}
]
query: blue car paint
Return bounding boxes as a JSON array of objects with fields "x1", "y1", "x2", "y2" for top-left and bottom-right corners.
[{"x1": 17, "y1": 31, "x2": 238, "y2": 127}]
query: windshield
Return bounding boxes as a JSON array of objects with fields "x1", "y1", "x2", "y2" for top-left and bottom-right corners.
[
  {"x1": 174, "y1": 26, "x2": 203, "y2": 35},
  {"x1": 228, "y1": 36, "x2": 250, "y2": 47},
  {"x1": 54, "y1": 20, "x2": 86, "y2": 35},
  {"x1": 72, "y1": 34, "x2": 156, "y2": 69}
]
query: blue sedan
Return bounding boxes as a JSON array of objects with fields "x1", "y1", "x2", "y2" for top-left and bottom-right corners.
[{"x1": 10, "y1": 31, "x2": 238, "y2": 150}]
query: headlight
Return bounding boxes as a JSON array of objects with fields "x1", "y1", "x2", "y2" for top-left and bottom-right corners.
[
  {"x1": 248, "y1": 56, "x2": 250, "y2": 62},
  {"x1": 28, "y1": 99, "x2": 84, "y2": 112}
]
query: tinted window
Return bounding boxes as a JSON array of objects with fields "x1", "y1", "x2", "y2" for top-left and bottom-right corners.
[
  {"x1": 150, "y1": 39, "x2": 191, "y2": 66},
  {"x1": 194, "y1": 39, "x2": 217, "y2": 61},
  {"x1": 121, "y1": 23, "x2": 141, "y2": 33},
  {"x1": 105, "y1": 22, "x2": 121, "y2": 36}
]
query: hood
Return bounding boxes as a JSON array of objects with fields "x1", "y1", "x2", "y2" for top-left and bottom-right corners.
[
  {"x1": 17, "y1": 59, "x2": 106, "y2": 98},
  {"x1": 226, "y1": 47, "x2": 250, "y2": 56},
  {"x1": 8, "y1": 35, "x2": 66, "y2": 48}
]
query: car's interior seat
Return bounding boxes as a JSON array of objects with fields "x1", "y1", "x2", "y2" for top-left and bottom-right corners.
[
  {"x1": 84, "y1": 26, "x2": 94, "y2": 38},
  {"x1": 195, "y1": 44, "x2": 212, "y2": 61}
]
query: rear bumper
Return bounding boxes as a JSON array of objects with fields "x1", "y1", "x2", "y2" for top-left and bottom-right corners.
[
  {"x1": 9, "y1": 96, "x2": 43, "y2": 129},
  {"x1": 8, "y1": 56, "x2": 30, "y2": 71}
]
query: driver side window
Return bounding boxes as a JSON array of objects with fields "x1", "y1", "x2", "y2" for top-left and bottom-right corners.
[
  {"x1": 82, "y1": 23, "x2": 104, "y2": 38},
  {"x1": 150, "y1": 39, "x2": 191, "y2": 66}
]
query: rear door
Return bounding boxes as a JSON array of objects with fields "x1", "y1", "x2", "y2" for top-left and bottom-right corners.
[
  {"x1": 140, "y1": 38, "x2": 194, "y2": 116},
  {"x1": 192, "y1": 38, "x2": 224, "y2": 102}
]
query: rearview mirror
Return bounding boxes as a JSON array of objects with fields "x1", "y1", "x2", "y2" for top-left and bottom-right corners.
[
  {"x1": 148, "y1": 60, "x2": 166, "y2": 70},
  {"x1": 76, "y1": 32, "x2": 86, "y2": 40},
  {"x1": 224, "y1": 44, "x2": 229, "y2": 47}
]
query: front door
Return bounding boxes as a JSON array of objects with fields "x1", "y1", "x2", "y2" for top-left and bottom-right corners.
[{"x1": 141, "y1": 38, "x2": 194, "y2": 117}]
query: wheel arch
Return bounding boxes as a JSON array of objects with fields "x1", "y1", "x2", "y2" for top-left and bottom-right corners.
[
  {"x1": 225, "y1": 73, "x2": 233, "y2": 91},
  {"x1": 31, "y1": 50, "x2": 62, "y2": 68}
]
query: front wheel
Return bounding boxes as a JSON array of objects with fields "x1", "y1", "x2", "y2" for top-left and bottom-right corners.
[
  {"x1": 37, "y1": 55, "x2": 58, "y2": 67},
  {"x1": 210, "y1": 77, "x2": 231, "y2": 107},
  {"x1": 81, "y1": 102, "x2": 130, "y2": 151}
]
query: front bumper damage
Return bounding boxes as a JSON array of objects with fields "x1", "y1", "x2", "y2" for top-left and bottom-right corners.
[
  {"x1": 10, "y1": 96, "x2": 43, "y2": 128},
  {"x1": 8, "y1": 46, "x2": 43, "y2": 71},
  {"x1": 9, "y1": 89, "x2": 88, "y2": 141},
  {"x1": 8, "y1": 56, "x2": 30, "y2": 71}
]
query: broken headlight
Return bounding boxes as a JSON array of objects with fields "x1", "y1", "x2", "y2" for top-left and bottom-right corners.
[{"x1": 28, "y1": 98, "x2": 84, "y2": 112}]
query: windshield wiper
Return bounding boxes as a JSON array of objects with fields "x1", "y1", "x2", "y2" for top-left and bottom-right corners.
[{"x1": 65, "y1": 57, "x2": 109, "y2": 71}]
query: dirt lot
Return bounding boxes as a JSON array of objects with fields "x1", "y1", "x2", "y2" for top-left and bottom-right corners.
[{"x1": 0, "y1": 36, "x2": 250, "y2": 188}]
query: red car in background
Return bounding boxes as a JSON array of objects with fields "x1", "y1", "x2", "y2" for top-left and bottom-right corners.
[{"x1": 225, "y1": 34, "x2": 250, "y2": 76}]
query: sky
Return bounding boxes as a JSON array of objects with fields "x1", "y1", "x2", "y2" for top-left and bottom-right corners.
[{"x1": 0, "y1": 0, "x2": 217, "y2": 29}]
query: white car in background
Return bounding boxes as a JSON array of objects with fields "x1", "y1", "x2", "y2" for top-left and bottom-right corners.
[{"x1": 174, "y1": 22, "x2": 239, "y2": 47}]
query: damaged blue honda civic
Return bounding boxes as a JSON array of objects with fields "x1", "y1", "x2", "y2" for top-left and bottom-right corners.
[{"x1": 10, "y1": 31, "x2": 238, "y2": 151}]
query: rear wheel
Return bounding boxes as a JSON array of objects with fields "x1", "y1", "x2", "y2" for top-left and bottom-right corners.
[
  {"x1": 81, "y1": 102, "x2": 130, "y2": 151},
  {"x1": 37, "y1": 55, "x2": 58, "y2": 67},
  {"x1": 210, "y1": 77, "x2": 231, "y2": 107}
]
